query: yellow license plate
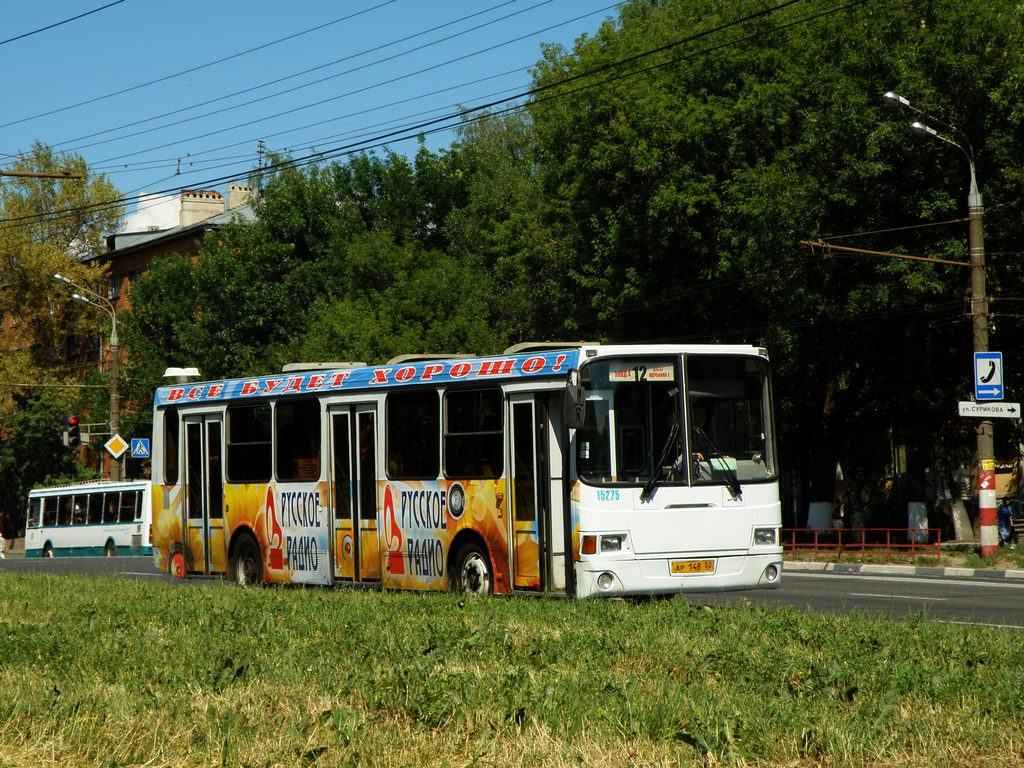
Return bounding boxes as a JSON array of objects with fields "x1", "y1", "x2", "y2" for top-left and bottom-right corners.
[{"x1": 671, "y1": 559, "x2": 716, "y2": 575}]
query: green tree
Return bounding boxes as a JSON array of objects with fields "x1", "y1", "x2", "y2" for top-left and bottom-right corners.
[
  {"x1": 526, "y1": 0, "x2": 1024, "y2": 526},
  {"x1": 0, "y1": 144, "x2": 122, "y2": 531},
  {"x1": 124, "y1": 144, "x2": 517, "y2": 395},
  {"x1": 444, "y1": 111, "x2": 574, "y2": 343},
  {"x1": 0, "y1": 391, "x2": 95, "y2": 537},
  {"x1": 0, "y1": 143, "x2": 123, "y2": 368}
]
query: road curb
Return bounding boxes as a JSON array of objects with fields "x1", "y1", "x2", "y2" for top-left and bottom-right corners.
[{"x1": 784, "y1": 560, "x2": 1024, "y2": 581}]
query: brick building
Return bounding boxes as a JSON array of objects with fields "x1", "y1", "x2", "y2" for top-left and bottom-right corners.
[{"x1": 0, "y1": 184, "x2": 255, "y2": 373}]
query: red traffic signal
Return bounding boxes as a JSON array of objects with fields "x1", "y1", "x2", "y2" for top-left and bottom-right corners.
[{"x1": 64, "y1": 415, "x2": 81, "y2": 447}]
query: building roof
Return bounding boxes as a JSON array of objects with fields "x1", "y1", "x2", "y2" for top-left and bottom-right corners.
[{"x1": 91, "y1": 203, "x2": 256, "y2": 264}]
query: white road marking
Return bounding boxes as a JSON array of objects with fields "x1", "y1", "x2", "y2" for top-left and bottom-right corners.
[{"x1": 850, "y1": 592, "x2": 945, "y2": 601}]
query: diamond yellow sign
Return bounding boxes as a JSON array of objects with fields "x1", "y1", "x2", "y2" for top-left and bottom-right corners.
[{"x1": 104, "y1": 434, "x2": 129, "y2": 459}]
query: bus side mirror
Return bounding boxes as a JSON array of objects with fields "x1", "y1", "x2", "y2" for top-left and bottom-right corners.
[{"x1": 564, "y1": 369, "x2": 585, "y2": 428}]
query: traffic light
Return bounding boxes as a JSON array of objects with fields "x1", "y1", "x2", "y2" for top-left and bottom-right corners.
[{"x1": 64, "y1": 415, "x2": 81, "y2": 447}]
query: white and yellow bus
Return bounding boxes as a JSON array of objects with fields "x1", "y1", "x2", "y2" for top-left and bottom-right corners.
[
  {"x1": 151, "y1": 343, "x2": 782, "y2": 597},
  {"x1": 24, "y1": 480, "x2": 153, "y2": 558}
]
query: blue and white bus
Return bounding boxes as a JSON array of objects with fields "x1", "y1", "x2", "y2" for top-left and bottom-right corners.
[{"x1": 24, "y1": 480, "x2": 153, "y2": 558}]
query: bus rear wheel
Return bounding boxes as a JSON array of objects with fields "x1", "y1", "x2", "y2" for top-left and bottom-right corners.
[
  {"x1": 231, "y1": 534, "x2": 263, "y2": 587},
  {"x1": 453, "y1": 543, "x2": 492, "y2": 596},
  {"x1": 169, "y1": 550, "x2": 186, "y2": 579}
]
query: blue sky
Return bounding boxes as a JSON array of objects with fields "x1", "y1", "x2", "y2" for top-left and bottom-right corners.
[{"x1": 1, "y1": 0, "x2": 618, "y2": 230}]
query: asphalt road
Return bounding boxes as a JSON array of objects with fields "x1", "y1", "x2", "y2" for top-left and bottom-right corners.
[
  {"x1": 3, "y1": 554, "x2": 1023, "y2": 628},
  {"x1": 0, "y1": 553, "x2": 168, "y2": 580},
  {"x1": 687, "y1": 570, "x2": 1024, "y2": 629}
]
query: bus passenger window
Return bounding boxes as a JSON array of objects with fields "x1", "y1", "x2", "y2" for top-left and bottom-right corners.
[
  {"x1": 42, "y1": 497, "x2": 57, "y2": 527},
  {"x1": 387, "y1": 391, "x2": 439, "y2": 480},
  {"x1": 276, "y1": 399, "x2": 321, "y2": 481},
  {"x1": 26, "y1": 498, "x2": 41, "y2": 528},
  {"x1": 227, "y1": 403, "x2": 272, "y2": 483},
  {"x1": 104, "y1": 493, "x2": 119, "y2": 524},
  {"x1": 88, "y1": 493, "x2": 103, "y2": 524},
  {"x1": 119, "y1": 491, "x2": 138, "y2": 523},
  {"x1": 164, "y1": 409, "x2": 179, "y2": 485},
  {"x1": 443, "y1": 388, "x2": 503, "y2": 479},
  {"x1": 58, "y1": 496, "x2": 73, "y2": 526}
]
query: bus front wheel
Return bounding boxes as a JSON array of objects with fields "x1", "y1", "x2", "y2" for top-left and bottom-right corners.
[
  {"x1": 42, "y1": 543, "x2": 54, "y2": 558},
  {"x1": 104, "y1": 540, "x2": 116, "y2": 557},
  {"x1": 231, "y1": 534, "x2": 263, "y2": 587},
  {"x1": 453, "y1": 543, "x2": 492, "y2": 596}
]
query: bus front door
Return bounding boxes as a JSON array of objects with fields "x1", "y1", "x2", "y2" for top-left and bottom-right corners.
[
  {"x1": 183, "y1": 415, "x2": 226, "y2": 575},
  {"x1": 509, "y1": 395, "x2": 550, "y2": 591},
  {"x1": 329, "y1": 404, "x2": 381, "y2": 583}
]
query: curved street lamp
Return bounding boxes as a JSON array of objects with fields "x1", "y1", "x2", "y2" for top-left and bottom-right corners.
[
  {"x1": 884, "y1": 91, "x2": 995, "y2": 556},
  {"x1": 53, "y1": 273, "x2": 121, "y2": 482}
]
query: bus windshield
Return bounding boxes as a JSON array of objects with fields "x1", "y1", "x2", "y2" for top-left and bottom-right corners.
[{"x1": 575, "y1": 354, "x2": 775, "y2": 488}]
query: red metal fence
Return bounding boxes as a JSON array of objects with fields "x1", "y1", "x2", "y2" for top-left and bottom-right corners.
[{"x1": 782, "y1": 528, "x2": 942, "y2": 562}]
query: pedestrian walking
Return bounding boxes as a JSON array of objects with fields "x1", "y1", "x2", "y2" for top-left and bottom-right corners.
[{"x1": 998, "y1": 497, "x2": 1016, "y2": 547}]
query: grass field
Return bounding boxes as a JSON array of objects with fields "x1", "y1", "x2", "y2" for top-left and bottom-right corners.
[{"x1": 1, "y1": 575, "x2": 1023, "y2": 767}]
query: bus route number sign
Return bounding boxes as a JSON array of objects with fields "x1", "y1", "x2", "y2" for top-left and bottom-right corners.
[{"x1": 608, "y1": 363, "x2": 675, "y2": 382}]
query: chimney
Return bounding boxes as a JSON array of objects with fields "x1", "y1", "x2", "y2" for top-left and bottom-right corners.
[
  {"x1": 180, "y1": 189, "x2": 224, "y2": 228},
  {"x1": 227, "y1": 182, "x2": 254, "y2": 211}
]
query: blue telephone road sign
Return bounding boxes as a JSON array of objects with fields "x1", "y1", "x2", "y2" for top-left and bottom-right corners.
[{"x1": 974, "y1": 352, "x2": 1004, "y2": 401}]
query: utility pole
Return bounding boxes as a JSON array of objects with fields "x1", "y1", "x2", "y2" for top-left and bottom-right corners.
[
  {"x1": 53, "y1": 274, "x2": 121, "y2": 481},
  {"x1": 884, "y1": 91, "x2": 997, "y2": 556}
]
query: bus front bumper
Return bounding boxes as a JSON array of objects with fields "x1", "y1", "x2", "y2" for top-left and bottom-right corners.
[{"x1": 574, "y1": 552, "x2": 783, "y2": 598}]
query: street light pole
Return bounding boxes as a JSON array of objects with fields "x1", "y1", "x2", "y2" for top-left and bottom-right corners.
[
  {"x1": 53, "y1": 273, "x2": 121, "y2": 482},
  {"x1": 884, "y1": 91, "x2": 996, "y2": 556}
]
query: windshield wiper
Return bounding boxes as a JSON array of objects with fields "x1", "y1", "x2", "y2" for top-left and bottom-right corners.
[
  {"x1": 709, "y1": 455, "x2": 743, "y2": 500},
  {"x1": 641, "y1": 423, "x2": 679, "y2": 501},
  {"x1": 692, "y1": 427, "x2": 743, "y2": 499}
]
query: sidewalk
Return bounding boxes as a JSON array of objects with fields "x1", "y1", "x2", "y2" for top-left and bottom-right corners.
[
  {"x1": 0, "y1": 537, "x2": 23, "y2": 559},
  {"x1": 784, "y1": 559, "x2": 1024, "y2": 581}
]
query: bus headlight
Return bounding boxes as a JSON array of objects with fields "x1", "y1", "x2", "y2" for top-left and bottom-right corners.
[
  {"x1": 600, "y1": 534, "x2": 625, "y2": 552},
  {"x1": 597, "y1": 572, "x2": 615, "y2": 590},
  {"x1": 754, "y1": 527, "x2": 777, "y2": 546}
]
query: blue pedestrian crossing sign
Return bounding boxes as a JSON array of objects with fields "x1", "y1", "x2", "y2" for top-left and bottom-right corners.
[
  {"x1": 130, "y1": 438, "x2": 151, "y2": 459},
  {"x1": 974, "y1": 352, "x2": 1004, "y2": 401}
]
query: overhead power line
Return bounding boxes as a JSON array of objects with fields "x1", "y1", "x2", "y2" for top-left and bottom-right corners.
[
  {"x1": 0, "y1": 0, "x2": 860, "y2": 231},
  {"x1": 0, "y1": 1, "x2": 126, "y2": 48},
  {"x1": 78, "y1": 0, "x2": 787, "y2": 172},
  {"x1": 0, "y1": 0, "x2": 399, "y2": 130},
  {"x1": 58, "y1": 0, "x2": 580, "y2": 158}
]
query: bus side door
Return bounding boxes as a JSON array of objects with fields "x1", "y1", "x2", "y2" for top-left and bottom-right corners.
[
  {"x1": 183, "y1": 414, "x2": 226, "y2": 575},
  {"x1": 509, "y1": 394, "x2": 549, "y2": 591},
  {"x1": 329, "y1": 404, "x2": 380, "y2": 583}
]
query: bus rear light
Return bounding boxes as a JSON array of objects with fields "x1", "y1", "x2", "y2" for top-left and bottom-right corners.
[
  {"x1": 754, "y1": 527, "x2": 777, "y2": 546},
  {"x1": 600, "y1": 535, "x2": 624, "y2": 553},
  {"x1": 581, "y1": 535, "x2": 597, "y2": 555}
]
